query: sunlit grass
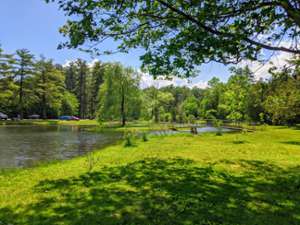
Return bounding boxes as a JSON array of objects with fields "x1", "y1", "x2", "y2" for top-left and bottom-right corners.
[{"x1": 0, "y1": 126, "x2": 300, "y2": 224}]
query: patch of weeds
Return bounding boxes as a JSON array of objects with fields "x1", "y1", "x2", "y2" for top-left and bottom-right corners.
[
  {"x1": 233, "y1": 135, "x2": 248, "y2": 144},
  {"x1": 124, "y1": 131, "x2": 136, "y2": 147},
  {"x1": 86, "y1": 152, "x2": 99, "y2": 173},
  {"x1": 142, "y1": 132, "x2": 149, "y2": 142}
]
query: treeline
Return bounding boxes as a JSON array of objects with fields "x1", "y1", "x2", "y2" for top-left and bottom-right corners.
[
  {"x1": 97, "y1": 60, "x2": 300, "y2": 125},
  {"x1": 0, "y1": 47, "x2": 106, "y2": 119},
  {"x1": 1, "y1": 46, "x2": 300, "y2": 125},
  {"x1": 200, "y1": 66, "x2": 300, "y2": 125}
]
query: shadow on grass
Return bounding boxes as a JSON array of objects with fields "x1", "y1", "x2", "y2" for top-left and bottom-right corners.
[
  {"x1": 1, "y1": 159, "x2": 300, "y2": 225},
  {"x1": 232, "y1": 140, "x2": 249, "y2": 144},
  {"x1": 281, "y1": 141, "x2": 300, "y2": 146}
]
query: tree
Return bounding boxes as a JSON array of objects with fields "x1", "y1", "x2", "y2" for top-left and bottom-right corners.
[
  {"x1": 64, "y1": 61, "x2": 77, "y2": 94},
  {"x1": 89, "y1": 61, "x2": 105, "y2": 118},
  {"x1": 144, "y1": 87, "x2": 174, "y2": 122},
  {"x1": 34, "y1": 57, "x2": 65, "y2": 118},
  {"x1": 200, "y1": 77, "x2": 224, "y2": 119},
  {"x1": 98, "y1": 63, "x2": 140, "y2": 126},
  {"x1": 182, "y1": 95, "x2": 199, "y2": 119},
  {"x1": 75, "y1": 59, "x2": 89, "y2": 119},
  {"x1": 160, "y1": 85, "x2": 191, "y2": 122},
  {"x1": 264, "y1": 67, "x2": 300, "y2": 124},
  {"x1": 220, "y1": 67, "x2": 252, "y2": 121},
  {"x1": 247, "y1": 79, "x2": 268, "y2": 122},
  {"x1": 14, "y1": 49, "x2": 35, "y2": 119},
  {"x1": 64, "y1": 59, "x2": 90, "y2": 118},
  {"x1": 0, "y1": 47, "x2": 18, "y2": 115},
  {"x1": 61, "y1": 91, "x2": 79, "y2": 115},
  {"x1": 47, "y1": 0, "x2": 300, "y2": 77}
]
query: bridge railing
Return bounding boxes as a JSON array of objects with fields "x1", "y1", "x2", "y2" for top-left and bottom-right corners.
[{"x1": 159, "y1": 119, "x2": 258, "y2": 131}]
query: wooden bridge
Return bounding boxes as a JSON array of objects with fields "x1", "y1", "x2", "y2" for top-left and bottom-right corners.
[{"x1": 163, "y1": 120, "x2": 257, "y2": 133}]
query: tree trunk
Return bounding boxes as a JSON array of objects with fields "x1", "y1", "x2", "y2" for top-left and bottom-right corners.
[
  {"x1": 42, "y1": 71, "x2": 47, "y2": 119},
  {"x1": 154, "y1": 106, "x2": 159, "y2": 123},
  {"x1": 79, "y1": 69, "x2": 86, "y2": 119},
  {"x1": 172, "y1": 110, "x2": 177, "y2": 122},
  {"x1": 121, "y1": 87, "x2": 126, "y2": 127},
  {"x1": 42, "y1": 95, "x2": 47, "y2": 119},
  {"x1": 19, "y1": 72, "x2": 24, "y2": 120}
]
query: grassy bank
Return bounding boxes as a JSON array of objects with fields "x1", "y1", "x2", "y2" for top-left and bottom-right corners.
[
  {"x1": 0, "y1": 119, "x2": 99, "y2": 126},
  {"x1": 1, "y1": 126, "x2": 300, "y2": 224},
  {"x1": 0, "y1": 120, "x2": 170, "y2": 130}
]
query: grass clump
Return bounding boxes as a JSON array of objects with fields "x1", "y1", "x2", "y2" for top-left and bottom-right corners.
[
  {"x1": 123, "y1": 130, "x2": 136, "y2": 147},
  {"x1": 85, "y1": 152, "x2": 99, "y2": 173},
  {"x1": 141, "y1": 132, "x2": 149, "y2": 142}
]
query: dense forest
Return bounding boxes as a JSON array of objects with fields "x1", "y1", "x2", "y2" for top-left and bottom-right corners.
[{"x1": 1, "y1": 46, "x2": 300, "y2": 125}]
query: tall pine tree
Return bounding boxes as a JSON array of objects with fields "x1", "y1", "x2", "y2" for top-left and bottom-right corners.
[{"x1": 14, "y1": 49, "x2": 35, "y2": 119}]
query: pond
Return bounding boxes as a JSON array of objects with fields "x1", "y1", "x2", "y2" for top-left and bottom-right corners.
[
  {"x1": 0, "y1": 125, "x2": 237, "y2": 169},
  {"x1": 0, "y1": 125, "x2": 122, "y2": 168},
  {"x1": 152, "y1": 126, "x2": 235, "y2": 136}
]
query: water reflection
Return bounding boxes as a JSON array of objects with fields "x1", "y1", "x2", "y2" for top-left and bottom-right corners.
[{"x1": 0, "y1": 125, "x2": 121, "y2": 168}]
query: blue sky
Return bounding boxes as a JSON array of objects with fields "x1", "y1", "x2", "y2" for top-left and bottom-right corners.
[{"x1": 0, "y1": 0, "x2": 232, "y2": 85}]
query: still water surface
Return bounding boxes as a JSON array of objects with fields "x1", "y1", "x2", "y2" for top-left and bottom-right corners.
[
  {"x1": 0, "y1": 125, "x2": 235, "y2": 169},
  {"x1": 0, "y1": 125, "x2": 121, "y2": 168}
]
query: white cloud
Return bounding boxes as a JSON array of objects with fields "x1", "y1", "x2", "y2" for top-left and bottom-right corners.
[
  {"x1": 87, "y1": 59, "x2": 100, "y2": 68},
  {"x1": 241, "y1": 43, "x2": 293, "y2": 80},
  {"x1": 139, "y1": 72, "x2": 208, "y2": 89},
  {"x1": 62, "y1": 60, "x2": 74, "y2": 68},
  {"x1": 62, "y1": 59, "x2": 100, "y2": 68},
  {"x1": 192, "y1": 81, "x2": 209, "y2": 89}
]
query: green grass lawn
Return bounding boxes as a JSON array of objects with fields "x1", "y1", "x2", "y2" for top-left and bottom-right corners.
[{"x1": 1, "y1": 126, "x2": 300, "y2": 224}]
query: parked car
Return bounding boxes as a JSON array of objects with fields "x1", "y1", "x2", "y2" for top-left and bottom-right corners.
[
  {"x1": 0, "y1": 112, "x2": 8, "y2": 120},
  {"x1": 71, "y1": 116, "x2": 80, "y2": 121},
  {"x1": 59, "y1": 115, "x2": 80, "y2": 121},
  {"x1": 28, "y1": 114, "x2": 40, "y2": 119}
]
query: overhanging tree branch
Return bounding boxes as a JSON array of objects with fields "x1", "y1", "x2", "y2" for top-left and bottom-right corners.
[{"x1": 156, "y1": 0, "x2": 300, "y2": 54}]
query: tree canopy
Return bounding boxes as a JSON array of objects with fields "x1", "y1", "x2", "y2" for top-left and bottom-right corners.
[{"x1": 47, "y1": 0, "x2": 300, "y2": 77}]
